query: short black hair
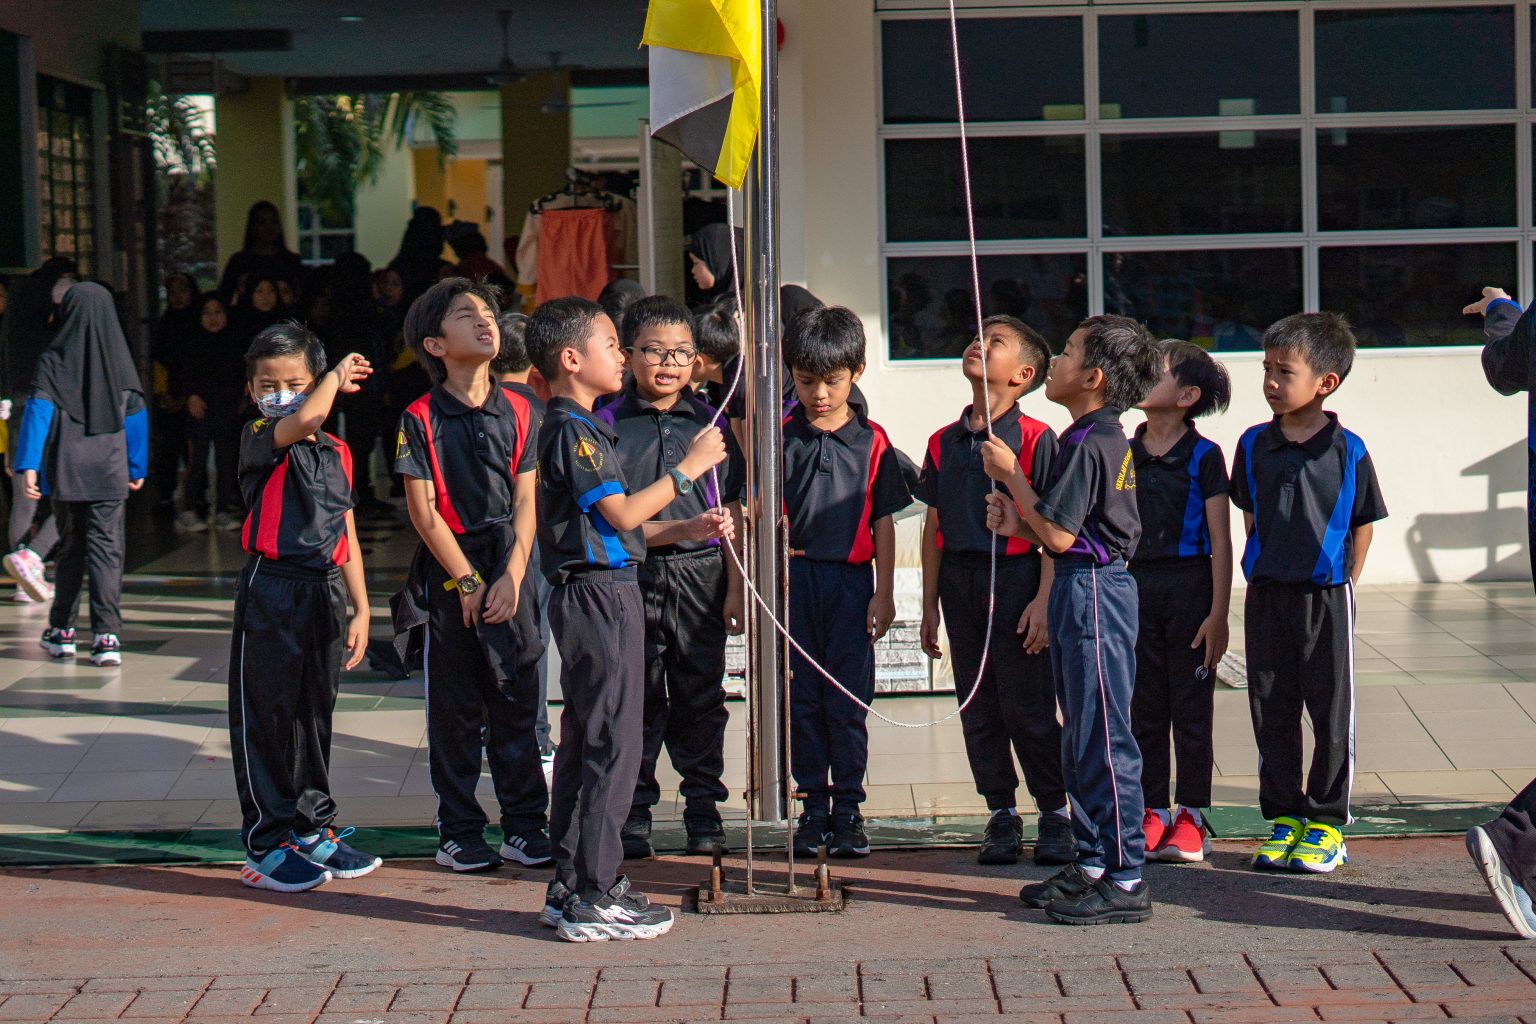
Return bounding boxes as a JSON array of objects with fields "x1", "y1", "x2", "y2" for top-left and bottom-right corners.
[
  {"x1": 621, "y1": 295, "x2": 693, "y2": 349},
  {"x1": 492, "y1": 311, "x2": 531, "y2": 375},
  {"x1": 1074, "y1": 314, "x2": 1161, "y2": 410},
  {"x1": 981, "y1": 314, "x2": 1051, "y2": 395},
  {"x1": 1162, "y1": 339, "x2": 1232, "y2": 421},
  {"x1": 244, "y1": 320, "x2": 327, "y2": 381},
  {"x1": 693, "y1": 302, "x2": 740, "y2": 364},
  {"x1": 1263, "y1": 311, "x2": 1356, "y2": 382},
  {"x1": 525, "y1": 296, "x2": 608, "y2": 379},
  {"x1": 403, "y1": 277, "x2": 501, "y2": 384},
  {"x1": 783, "y1": 305, "x2": 865, "y2": 376}
]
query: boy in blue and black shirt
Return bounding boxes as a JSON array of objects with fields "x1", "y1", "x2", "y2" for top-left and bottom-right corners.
[{"x1": 1232, "y1": 312, "x2": 1386, "y2": 875}]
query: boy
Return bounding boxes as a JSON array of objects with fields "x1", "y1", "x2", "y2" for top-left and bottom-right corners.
[
  {"x1": 1128, "y1": 340, "x2": 1233, "y2": 864},
  {"x1": 393, "y1": 278, "x2": 549, "y2": 875},
  {"x1": 783, "y1": 306, "x2": 912, "y2": 860},
  {"x1": 916, "y1": 315, "x2": 1073, "y2": 867},
  {"x1": 229, "y1": 321, "x2": 378, "y2": 891},
  {"x1": 983, "y1": 314, "x2": 1161, "y2": 925},
  {"x1": 1231, "y1": 313, "x2": 1386, "y2": 874},
  {"x1": 597, "y1": 296, "x2": 746, "y2": 859},
  {"x1": 526, "y1": 296, "x2": 729, "y2": 942}
]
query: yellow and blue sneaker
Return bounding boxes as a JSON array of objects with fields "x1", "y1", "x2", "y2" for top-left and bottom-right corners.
[
  {"x1": 1287, "y1": 822, "x2": 1348, "y2": 874},
  {"x1": 1251, "y1": 816, "x2": 1304, "y2": 870}
]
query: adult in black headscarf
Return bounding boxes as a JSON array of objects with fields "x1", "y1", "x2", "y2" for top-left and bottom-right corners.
[
  {"x1": 390, "y1": 206, "x2": 451, "y2": 304},
  {"x1": 687, "y1": 223, "x2": 742, "y2": 306},
  {"x1": 217, "y1": 201, "x2": 302, "y2": 304}
]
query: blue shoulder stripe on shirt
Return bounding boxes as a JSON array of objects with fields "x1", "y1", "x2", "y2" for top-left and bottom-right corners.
[
  {"x1": 576, "y1": 480, "x2": 623, "y2": 512},
  {"x1": 1238, "y1": 424, "x2": 1265, "y2": 581},
  {"x1": 1312, "y1": 429, "x2": 1367, "y2": 586},
  {"x1": 1177, "y1": 438, "x2": 1216, "y2": 558}
]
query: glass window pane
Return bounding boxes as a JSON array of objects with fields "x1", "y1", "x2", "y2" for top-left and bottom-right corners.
[
  {"x1": 885, "y1": 136, "x2": 1086, "y2": 242},
  {"x1": 1316, "y1": 7, "x2": 1514, "y2": 112},
  {"x1": 1101, "y1": 131, "x2": 1300, "y2": 236},
  {"x1": 1318, "y1": 125, "x2": 1515, "y2": 231},
  {"x1": 1098, "y1": 12, "x2": 1298, "y2": 118},
  {"x1": 1104, "y1": 249, "x2": 1300, "y2": 350},
  {"x1": 1319, "y1": 243, "x2": 1516, "y2": 348},
  {"x1": 882, "y1": 17, "x2": 1084, "y2": 124},
  {"x1": 888, "y1": 254, "x2": 1088, "y2": 360}
]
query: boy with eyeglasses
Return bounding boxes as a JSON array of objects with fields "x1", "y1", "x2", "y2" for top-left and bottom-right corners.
[{"x1": 596, "y1": 296, "x2": 746, "y2": 858}]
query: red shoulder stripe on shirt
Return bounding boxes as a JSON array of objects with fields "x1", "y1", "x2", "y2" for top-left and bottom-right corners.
[
  {"x1": 1006, "y1": 414, "x2": 1053, "y2": 557},
  {"x1": 926, "y1": 427, "x2": 946, "y2": 553},
  {"x1": 405, "y1": 395, "x2": 466, "y2": 535},
  {"x1": 504, "y1": 387, "x2": 533, "y2": 475},
  {"x1": 849, "y1": 421, "x2": 891, "y2": 564},
  {"x1": 254, "y1": 460, "x2": 289, "y2": 560},
  {"x1": 327, "y1": 433, "x2": 354, "y2": 488}
]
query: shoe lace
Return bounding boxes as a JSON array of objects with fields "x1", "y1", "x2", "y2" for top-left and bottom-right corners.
[{"x1": 1301, "y1": 826, "x2": 1334, "y2": 847}]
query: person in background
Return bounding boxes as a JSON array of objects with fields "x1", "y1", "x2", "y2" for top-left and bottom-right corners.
[
  {"x1": 217, "y1": 201, "x2": 302, "y2": 305},
  {"x1": 599, "y1": 279, "x2": 647, "y2": 333},
  {"x1": 686, "y1": 225, "x2": 741, "y2": 307},
  {"x1": 390, "y1": 207, "x2": 451, "y2": 305},
  {"x1": 447, "y1": 222, "x2": 513, "y2": 292},
  {"x1": 175, "y1": 295, "x2": 244, "y2": 532},
  {"x1": 149, "y1": 273, "x2": 200, "y2": 516}
]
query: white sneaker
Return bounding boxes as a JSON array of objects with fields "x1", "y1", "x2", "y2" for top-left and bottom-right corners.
[
  {"x1": 90, "y1": 634, "x2": 123, "y2": 667},
  {"x1": 174, "y1": 510, "x2": 209, "y2": 533},
  {"x1": 214, "y1": 512, "x2": 243, "y2": 532},
  {"x1": 4, "y1": 548, "x2": 51, "y2": 602}
]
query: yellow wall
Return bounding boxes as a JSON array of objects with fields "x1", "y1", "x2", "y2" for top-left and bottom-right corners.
[
  {"x1": 354, "y1": 138, "x2": 416, "y2": 268},
  {"x1": 214, "y1": 77, "x2": 296, "y2": 267},
  {"x1": 411, "y1": 148, "x2": 447, "y2": 214},
  {"x1": 500, "y1": 71, "x2": 572, "y2": 242},
  {"x1": 445, "y1": 159, "x2": 488, "y2": 226}
]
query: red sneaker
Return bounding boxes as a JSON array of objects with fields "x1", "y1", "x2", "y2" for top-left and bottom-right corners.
[
  {"x1": 1142, "y1": 808, "x2": 1169, "y2": 855},
  {"x1": 1156, "y1": 808, "x2": 1208, "y2": 863}
]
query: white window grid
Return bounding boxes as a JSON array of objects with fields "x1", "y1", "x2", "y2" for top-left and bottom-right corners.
[
  {"x1": 875, "y1": 0, "x2": 1536, "y2": 363},
  {"x1": 296, "y1": 201, "x2": 356, "y2": 266}
]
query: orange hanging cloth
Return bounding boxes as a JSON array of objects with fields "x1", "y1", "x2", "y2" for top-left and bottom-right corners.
[{"x1": 534, "y1": 208, "x2": 613, "y2": 306}]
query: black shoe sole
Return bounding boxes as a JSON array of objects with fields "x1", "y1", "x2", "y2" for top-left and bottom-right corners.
[
  {"x1": 620, "y1": 842, "x2": 654, "y2": 860},
  {"x1": 828, "y1": 845, "x2": 870, "y2": 858},
  {"x1": 684, "y1": 838, "x2": 729, "y2": 856},
  {"x1": 1047, "y1": 906, "x2": 1153, "y2": 925},
  {"x1": 1020, "y1": 887, "x2": 1088, "y2": 909},
  {"x1": 977, "y1": 847, "x2": 1021, "y2": 866}
]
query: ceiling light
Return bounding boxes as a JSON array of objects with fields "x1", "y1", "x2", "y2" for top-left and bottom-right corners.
[{"x1": 338, "y1": 15, "x2": 364, "y2": 23}]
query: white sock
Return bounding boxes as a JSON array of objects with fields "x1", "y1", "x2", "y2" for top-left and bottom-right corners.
[
  {"x1": 1114, "y1": 878, "x2": 1141, "y2": 892},
  {"x1": 297, "y1": 833, "x2": 319, "y2": 845},
  {"x1": 1080, "y1": 864, "x2": 1105, "y2": 880},
  {"x1": 1051, "y1": 804, "x2": 1071, "y2": 820}
]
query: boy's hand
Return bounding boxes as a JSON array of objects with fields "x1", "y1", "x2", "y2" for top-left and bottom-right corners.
[
  {"x1": 985, "y1": 491, "x2": 1022, "y2": 537},
  {"x1": 723, "y1": 582, "x2": 745, "y2": 636},
  {"x1": 343, "y1": 611, "x2": 369, "y2": 670},
  {"x1": 187, "y1": 394, "x2": 207, "y2": 420},
  {"x1": 21, "y1": 470, "x2": 40, "y2": 501},
  {"x1": 1017, "y1": 597, "x2": 1049, "y2": 655},
  {"x1": 331, "y1": 353, "x2": 373, "y2": 394},
  {"x1": 867, "y1": 591, "x2": 896, "y2": 642},
  {"x1": 979, "y1": 437, "x2": 1019, "y2": 484},
  {"x1": 1463, "y1": 286, "x2": 1513, "y2": 317},
  {"x1": 128, "y1": 479, "x2": 145, "y2": 492},
  {"x1": 678, "y1": 426, "x2": 727, "y2": 478},
  {"x1": 1192, "y1": 613, "x2": 1229, "y2": 673},
  {"x1": 681, "y1": 509, "x2": 733, "y2": 543},
  {"x1": 920, "y1": 605, "x2": 943, "y2": 660},
  {"x1": 460, "y1": 586, "x2": 485, "y2": 629},
  {"x1": 482, "y1": 569, "x2": 521, "y2": 625}
]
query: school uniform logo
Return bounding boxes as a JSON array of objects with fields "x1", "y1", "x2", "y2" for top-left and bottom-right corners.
[
  {"x1": 1115, "y1": 450, "x2": 1136, "y2": 491},
  {"x1": 395, "y1": 429, "x2": 411, "y2": 461},
  {"x1": 574, "y1": 435, "x2": 603, "y2": 473}
]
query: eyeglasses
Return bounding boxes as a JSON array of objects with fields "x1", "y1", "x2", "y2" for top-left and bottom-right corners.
[{"x1": 633, "y1": 345, "x2": 697, "y2": 366}]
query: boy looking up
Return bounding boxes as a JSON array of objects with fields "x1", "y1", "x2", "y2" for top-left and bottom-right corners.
[
  {"x1": 916, "y1": 315, "x2": 1072, "y2": 867},
  {"x1": 597, "y1": 296, "x2": 746, "y2": 860},
  {"x1": 984, "y1": 314, "x2": 1161, "y2": 925},
  {"x1": 1232, "y1": 313, "x2": 1386, "y2": 874},
  {"x1": 783, "y1": 306, "x2": 912, "y2": 860},
  {"x1": 526, "y1": 296, "x2": 729, "y2": 942},
  {"x1": 393, "y1": 279, "x2": 549, "y2": 875}
]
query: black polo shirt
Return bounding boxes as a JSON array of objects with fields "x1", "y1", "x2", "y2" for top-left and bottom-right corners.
[
  {"x1": 1035, "y1": 405, "x2": 1141, "y2": 565},
  {"x1": 536, "y1": 395, "x2": 647, "y2": 583},
  {"x1": 500, "y1": 380, "x2": 546, "y2": 441},
  {"x1": 594, "y1": 384, "x2": 746, "y2": 555},
  {"x1": 394, "y1": 382, "x2": 536, "y2": 536},
  {"x1": 238, "y1": 418, "x2": 354, "y2": 571},
  {"x1": 1230, "y1": 413, "x2": 1387, "y2": 587},
  {"x1": 1129, "y1": 424, "x2": 1230, "y2": 566},
  {"x1": 783, "y1": 406, "x2": 911, "y2": 563},
  {"x1": 915, "y1": 403, "x2": 1057, "y2": 557}
]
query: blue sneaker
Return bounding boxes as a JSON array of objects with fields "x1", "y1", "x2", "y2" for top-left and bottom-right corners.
[
  {"x1": 240, "y1": 842, "x2": 332, "y2": 893},
  {"x1": 294, "y1": 827, "x2": 381, "y2": 879},
  {"x1": 1467, "y1": 824, "x2": 1536, "y2": 939},
  {"x1": 40, "y1": 627, "x2": 75, "y2": 659}
]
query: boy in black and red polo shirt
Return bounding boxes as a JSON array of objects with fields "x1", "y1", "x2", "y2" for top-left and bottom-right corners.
[
  {"x1": 392, "y1": 279, "x2": 548, "y2": 875},
  {"x1": 917, "y1": 315, "x2": 1072, "y2": 868},
  {"x1": 230, "y1": 322, "x2": 377, "y2": 893},
  {"x1": 784, "y1": 306, "x2": 912, "y2": 860}
]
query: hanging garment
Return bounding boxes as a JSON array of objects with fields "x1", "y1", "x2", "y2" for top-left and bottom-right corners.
[
  {"x1": 535, "y1": 208, "x2": 613, "y2": 306},
  {"x1": 516, "y1": 194, "x2": 638, "y2": 295}
]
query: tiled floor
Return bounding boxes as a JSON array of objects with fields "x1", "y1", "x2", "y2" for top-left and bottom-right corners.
[{"x1": 2, "y1": 520, "x2": 1536, "y2": 834}]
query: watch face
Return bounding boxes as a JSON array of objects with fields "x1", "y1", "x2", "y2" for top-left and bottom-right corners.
[{"x1": 459, "y1": 576, "x2": 480, "y2": 594}]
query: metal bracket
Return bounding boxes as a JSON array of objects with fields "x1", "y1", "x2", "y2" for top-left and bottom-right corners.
[{"x1": 693, "y1": 845, "x2": 846, "y2": 915}]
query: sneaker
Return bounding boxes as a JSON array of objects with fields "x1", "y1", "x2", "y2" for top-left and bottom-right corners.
[
  {"x1": 5, "y1": 548, "x2": 50, "y2": 603},
  {"x1": 827, "y1": 813, "x2": 870, "y2": 858},
  {"x1": 240, "y1": 842, "x2": 332, "y2": 893},
  {"x1": 792, "y1": 812, "x2": 829, "y2": 858},
  {"x1": 435, "y1": 835, "x2": 502, "y2": 873},
  {"x1": 89, "y1": 634, "x2": 122, "y2": 668},
  {"x1": 214, "y1": 511, "x2": 244, "y2": 532},
  {"x1": 294, "y1": 827, "x2": 381, "y2": 879},
  {"x1": 1142, "y1": 808, "x2": 1170, "y2": 856},
  {"x1": 977, "y1": 810, "x2": 1023, "y2": 865},
  {"x1": 39, "y1": 627, "x2": 75, "y2": 659},
  {"x1": 1466, "y1": 824, "x2": 1536, "y2": 940},
  {"x1": 1252, "y1": 816, "x2": 1305, "y2": 870},
  {"x1": 539, "y1": 877, "x2": 572, "y2": 928},
  {"x1": 501, "y1": 829, "x2": 554, "y2": 867},
  {"x1": 1287, "y1": 822, "x2": 1348, "y2": 874},
  {"x1": 1033, "y1": 811, "x2": 1076, "y2": 866},
  {"x1": 683, "y1": 811, "x2": 729, "y2": 856},
  {"x1": 1156, "y1": 809, "x2": 1209, "y2": 864},
  {"x1": 1020, "y1": 863, "x2": 1094, "y2": 909},
  {"x1": 1046, "y1": 876, "x2": 1153, "y2": 926},
  {"x1": 13, "y1": 589, "x2": 36, "y2": 604},
  {"x1": 556, "y1": 875, "x2": 674, "y2": 942},
  {"x1": 620, "y1": 808, "x2": 654, "y2": 860},
  {"x1": 174, "y1": 510, "x2": 209, "y2": 533}
]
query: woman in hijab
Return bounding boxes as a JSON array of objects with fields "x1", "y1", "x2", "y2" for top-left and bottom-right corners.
[
  {"x1": 182, "y1": 292, "x2": 250, "y2": 532},
  {"x1": 687, "y1": 223, "x2": 742, "y2": 306},
  {"x1": 149, "y1": 273, "x2": 200, "y2": 513},
  {"x1": 13, "y1": 282, "x2": 147, "y2": 667},
  {"x1": 217, "y1": 201, "x2": 302, "y2": 304},
  {"x1": 390, "y1": 206, "x2": 451, "y2": 304}
]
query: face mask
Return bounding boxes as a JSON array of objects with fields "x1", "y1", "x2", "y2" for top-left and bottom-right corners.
[{"x1": 257, "y1": 390, "x2": 307, "y2": 419}]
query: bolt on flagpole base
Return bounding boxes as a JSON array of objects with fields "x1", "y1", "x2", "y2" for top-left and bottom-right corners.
[{"x1": 693, "y1": 845, "x2": 846, "y2": 915}]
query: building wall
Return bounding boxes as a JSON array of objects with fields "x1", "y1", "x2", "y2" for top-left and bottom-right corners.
[{"x1": 0, "y1": 1, "x2": 137, "y2": 87}]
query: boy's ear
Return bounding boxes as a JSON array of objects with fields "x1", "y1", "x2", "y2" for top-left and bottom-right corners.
[
  {"x1": 1083, "y1": 365, "x2": 1106, "y2": 393},
  {"x1": 1011, "y1": 363, "x2": 1035, "y2": 389},
  {"x1": 1317, "y1": 371, "x2": 1341, "y2": 396},
  {"x1": 559, "y1": 344, "x2": 582, "y2": 374},
  {"x1": 851, "y1": 363, "x2": 866, "y2": 384},
  {"x1": 1176, "y1": 384, "x2": 1201, "y2": 410},
  {"x1": 422, "y1": 334, "x2": 447, "y2": 358}
]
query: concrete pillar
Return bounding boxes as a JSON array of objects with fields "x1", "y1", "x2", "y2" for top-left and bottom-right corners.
[
  {"x1": 214, "y1": 76, "x2": 296, "y2": 267},
  {"x1": 499, "y1": 70, "x2": 571, "y2": 255}
]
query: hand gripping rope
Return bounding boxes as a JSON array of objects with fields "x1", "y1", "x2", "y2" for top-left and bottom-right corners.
[{"x1": 704, "y1": 0, "x2": 1007, "y2": 731}]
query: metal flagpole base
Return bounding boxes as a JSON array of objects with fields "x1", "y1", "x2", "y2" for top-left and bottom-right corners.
[{"x1": 692, "y1": 846, "x2": 847, "y2": 914}]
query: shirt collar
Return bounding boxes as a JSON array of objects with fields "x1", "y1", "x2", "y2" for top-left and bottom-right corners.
[
  {"x1": 549, "y1": 395, "x2": 616, "y2": 438},
  {"x1": 792, "y1": 404, "x2": 868, "y2": 445},
  {"x1": 1132, "y1": 422, "x2": 1199, "y2": 465},
  {"x1": 627, "y1": 382, "x2": 702, "y2": 420},
  {"x1": 1064, "y1": 404, "x2": 1125, "y2": 441},
  {"x1": 1258, "y1": 411, "x2": 1338, "y2": 455},
  {"x1": 956, "y1": 402, "x2": 1021, "y2": 438},
  {"x1": 433, "y1": 382, "x2": 504, "y2": 417}
]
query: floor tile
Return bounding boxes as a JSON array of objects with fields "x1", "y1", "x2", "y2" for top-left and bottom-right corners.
[
  {"x1": 1378, "y1": 769, "x2": 1516, "y2": 802},
  {"x1": 52, "y1": 770, "x2": 181, "y2": 802}
]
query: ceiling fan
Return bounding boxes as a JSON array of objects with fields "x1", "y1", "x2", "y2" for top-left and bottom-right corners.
[{"x1": 482, "y1": 9, "x2": 590, "y2": 88}]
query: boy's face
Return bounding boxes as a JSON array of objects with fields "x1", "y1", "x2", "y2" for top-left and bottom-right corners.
[
  {"x1": 963, "y1": 325, "x2": 1034, "y2": 391},
  {"x1": 628, "y1": 322, "x2": 696, "y2": 400},
  {"x1": 247, "y1": 353, "x2": 315, "y2": 406},
  {"x1": 1137, "y1": 355, "x2": 1192, "y2": 412},
  {"x1": 1044, "y1": 329, "x2": 1096, "y2": 404},
  {"x1": 1262, "y1": 346, "x2": 1336, "y2": 416},
  {"x1": 791, "y1": 363, "x2": 863, "y2": 421},
  {"x1": 425, "y1": 293, "x2": 499, "y2": 368},
  {"x1": 566, "y1": 313, "x2": 626, "y2": 394}
]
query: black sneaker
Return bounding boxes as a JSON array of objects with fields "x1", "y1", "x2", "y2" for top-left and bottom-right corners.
[
  {"x1": 977, "y1": 810, "x2": 1024, "y2": 865},
  {"x1": 1033, "y1": 811, "x2": 1076, "y2": 866},
  {"x1": 556, "y1": 875, "x2": 675, "y2": 942},
  {"x1": 1045, "y1": 875, "x2": 1153, "y2": 925},
  {"x1": 435, "y1": 834, "x2": 502, "y2": 873},
  {"x1": 1020, "y1": 862, "x2": 1093, "y2": 909},
  {"x1": 620, "y1": 808, "x2": 654, "y2": 860},
  {"x1": 827, "y1": 813, "x2": 870, "y2": 858},
  {"x1": 539, "y1": 877, "x2": 571, "y2": 928},
  {"x1": 501, "y1": 829, "x2": 554, "y2": 867},
  {"x1": 683, "y1": 811, "x2": 729, "y2": 856},
  {"x1": 293, "y1": 827, "x2": 381, "y2": 879},
  {"x1": 792, "y1": 813, "x2": 829, "y2": 858}
]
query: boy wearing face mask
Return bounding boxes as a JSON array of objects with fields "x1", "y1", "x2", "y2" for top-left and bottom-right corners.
[{"x1": 229, "y1": 322, "x2": 377, "y2": 892}]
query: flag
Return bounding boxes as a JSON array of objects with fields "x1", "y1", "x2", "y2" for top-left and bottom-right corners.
[{"x1": 643, "y1": 0, "x2": 761, "y2": 190}]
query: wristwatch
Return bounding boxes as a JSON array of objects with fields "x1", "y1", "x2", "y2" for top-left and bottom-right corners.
[
  {"x1": 668, "y1": 468, "x2": 693, "y2": 495},
  {"x1": 444, "y1": 571, "x2": 484, "y2": 595}
]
